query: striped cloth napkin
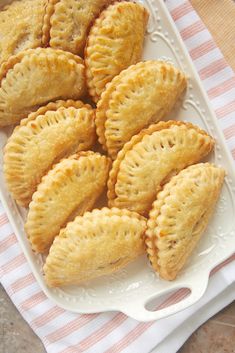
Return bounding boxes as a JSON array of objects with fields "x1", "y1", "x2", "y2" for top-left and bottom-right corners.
[{"x1": 1, "y1": 0, "x2": 235, "y2": 352}]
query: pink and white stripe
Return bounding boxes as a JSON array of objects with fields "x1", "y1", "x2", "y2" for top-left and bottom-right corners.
[{"x1": 1, "y1": 1, "x2": 235, "y2": 352}]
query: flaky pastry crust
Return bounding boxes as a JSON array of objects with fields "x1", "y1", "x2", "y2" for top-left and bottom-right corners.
[
  {"x1": 96, "y1": 60, "x2": 187, "y2": 159},
  {"x1": 108, "y1": 120, "x2": 214, "y2": 215},
  {"x1": 49, "y1": 0, "x2": 112, "y2": 56},
  {"x1": 0, "y1": 48, "x2": 85, "y2": 127},
  {"x1": 15, "y1": 99, "x2": 89, "y2": 129},
  {"x1": 43, "y1": 207, "x2": 146, "y2": 286},
  {"x1": 4, "y1": 104, "x2": 95, "y2": 206},
  {"x1": 25, "y1": 152, "x2": 111, "y2": 253},
  {"x1": 85, "y1": 1, "x2": 149, "y2": 102},
  {"x1": 145, "y1": 163, "x2": 225, "y2": 280},
  {"x1": 0, "y1": 0, "x2": 49, "y2": 65}
]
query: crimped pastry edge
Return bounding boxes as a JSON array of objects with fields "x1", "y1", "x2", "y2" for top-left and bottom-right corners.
[
  {"x1": 96, "y1": 61, "x2": 151, "y2": 151},
  {"x1": 107, "y1": 120, "x2": 214, "y2": 205},
  {"x1": 46, "y1": 206, "x2": 147, "y2": 247},
  {"x1": 145, "y1": 162, "x2": 225, "y2": 279},
  {"x1": 42, "y1": 0, "x2": 60, "y2": 46},
  {"x1": 84, "y1": 1, "x2": 117, "y2": 103},
  {"x1": 95, "y1": 61, "x2": 142, "y2": 150},
  {"x1": 25, "y1": 152, "x2": 111, "y2": 252},
  {"x1": 0, "y1": 47, "x2": 84, "y2": 83},
  {"x1": 4, "y1": 107, "x2": 96, "y2": 207},
  {"x1": 81, "y1": 206, "x2": 146, "y2": 223},
  {"x1": 84, "y1": 0, "x2": 149, "y2": 102},
  {"x1": 17, "y1": 99, "x2": 92, "y2": 128}
]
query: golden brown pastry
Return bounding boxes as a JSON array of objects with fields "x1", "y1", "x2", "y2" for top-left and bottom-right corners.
[
  {"x1": 14, "y1": 99, "x2": 89, "y2": 129},
  {"x1": 146, "y1": 163, "x2": 225, "y2": 281},
  {"x1": 0, "y1": 48, "x2": 85, "y2": 127},
  {"x1": 0, "y1": 0, "x2": 49, "y2": 65},
  {"x1": 4, "y1": 103, "x2": 95, "y2": 207},
  {"x1": 85, "y1": 1, "x2": 149, "y2": 102},
  {"x1": 25, "y1": 152, "x2": 111, "y2": 253},
  {"x1": 49, "y1": 0, "x2": 112, "y2": 56},
  {"x1": 96, "y1": 61, "x2": 187, "y2": 159},
  {"x1": 108, "y1": 121, "x2": 214, "y2": 215},
  {"x1": 43, "y1": 207, "x2": 146, "y2": 287}
]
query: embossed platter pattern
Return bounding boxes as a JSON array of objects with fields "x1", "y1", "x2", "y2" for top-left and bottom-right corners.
[{"x1": 0, "y1": 0, "x2": 235, "y2": 321}]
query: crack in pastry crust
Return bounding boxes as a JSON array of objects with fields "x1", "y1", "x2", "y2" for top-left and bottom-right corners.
[
  {"x1": 25, "y1": 152, "x2": 111, "y2": 253},
  {"x1": 0, "y1": 48, "x2": 85, "y2": 127},
  {"x1": 107, "y1": 120, "x2": 215, "y2": 215},
  {"x1": 43, "y1": 207, "x2": 146, "y2": 287},
  {"x1": 0, "y1": 0, "x2": 51, "y2": 65},
  {"x1": 49, "y1": 0, "x2": 113, "y2": 56},
  {"x1": 85, "y1": 1, "x2": 149, "y2": 102},
  {"x1": 4, "y1": 104, "x2": 96, "y2": 207},
  {"x1": 145, "y1": 163, "x2": 225, "y2": 280},
  {"x1": 96, "y1": 60, "x2": 187, "y2": 159}
]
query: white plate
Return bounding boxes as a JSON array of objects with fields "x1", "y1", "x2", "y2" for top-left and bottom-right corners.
[{"x1": 0, "y1": 0, "x2": 235, "y2": 322}]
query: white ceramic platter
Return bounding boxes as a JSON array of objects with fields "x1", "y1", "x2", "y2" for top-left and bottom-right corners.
[{"x1": 0, "y1": 0, "x2": 235, "y2": 322}]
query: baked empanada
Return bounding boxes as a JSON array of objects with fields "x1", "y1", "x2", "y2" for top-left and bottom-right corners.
[
  {"x1": 4, "y1": 103, "x2": 95, "y2": 207},
  {"x1": 108, "y1": 121, "x2": 214, "y2": 215},
  {"x1": 96, "y1": 61, "x2": 187, "y2": 159},
  {"x1": 43, "y1": 207, "x2": 146, "y2": 287},
  {"x1": 0, "y1": 48, "x2": 85, "y2": 127},
  {"x1": 0, "y1": 0, "x2": 49, "y2": 65},
  {"x1": 146, "y1": 163, "x2": 225, "y2": 281},
  {"x1": 49, "y1": 0, "x2": 112, "y2": 56},
  {"x1": 85, "y1": 1, "x2": 149, "y2": 102},
  {"x1": 25, "y1": 152, "x2": 111, "y2": 253}
]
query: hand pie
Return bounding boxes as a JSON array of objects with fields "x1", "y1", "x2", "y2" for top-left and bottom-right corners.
[
  {"x1": 146, "y1": 163, "x2": 225, "y2": 281},
  {"x1": 108, "y1": 121, "x2": 214, "y2": 215},
  {"x1": 43, "y1": 207, "x2": 146, "y2": 287},
  {"x1": 0, "y1": 48, "x2": 85, "y2": 127},
  {"x1": 85, "y1": 1, "x2": 149, "y2": 102},
  {"x1": 0, "y1": 0, "x2": 49, "y2": 65},
  {"x1": 49, "y1": 0, "x2": 112, "y2": 56},
  {"x1": 4, "y1": 103, "x2": 95, "y2": 207},
  {"x1": 96, "y1": 61, "x2": 187, "y2": 159},
  {"x1": 25, "y1": 152, "x2": 111, "y2": 253}
]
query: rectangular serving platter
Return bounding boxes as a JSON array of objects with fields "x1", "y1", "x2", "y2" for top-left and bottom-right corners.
[{"x1": 0, "y1": 0, "x2": 235, "y2": 322}]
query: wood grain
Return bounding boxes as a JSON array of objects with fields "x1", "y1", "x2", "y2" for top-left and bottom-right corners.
[{"x1": 190, "y1": 0, "x2": 235, "y2": 71}]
